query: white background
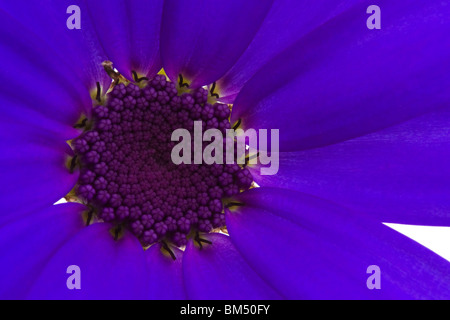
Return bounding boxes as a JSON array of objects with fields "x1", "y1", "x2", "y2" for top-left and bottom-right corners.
[{"x1": 386, "y1": 223, "x2": 450, "y2": 262}]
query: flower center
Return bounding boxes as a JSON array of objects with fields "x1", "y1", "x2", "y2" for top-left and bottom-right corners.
[{"x1": 70, "y1": 74, "x2": 253, "y2": 247}]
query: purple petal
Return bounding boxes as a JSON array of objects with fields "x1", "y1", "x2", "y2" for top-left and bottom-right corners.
[
  {"x1": 217, "y1": 0, "x2": 358, "y2": 102},
  {"x1": 0, "y1": 203, "x2": 85, "y2": 299},
  {"x1": 85, "y1": 0, "x2": 163, "y2": 79},
  {"x1": 0, "y1": 139, "x2": 79, "y2": 224},
  {"x1": 85, "y1": 0, "x2": 130, "y2": 78},
  {"x1": 183, "y1": 233, "x2": 281, "y2": 299},
  {"x1": 27, "y1": 223, "x2": 149, "y2": 300},
  {"x1": 160, "y1": 0, "x2": 273, "y2": 88},
  {"x1": 146, "y1": 244, "x2": 186, "y2": 300},
  {"x1": 127, "y1": 0, "x2": 164, "y2": 78},
  {"x1": 0, "y1": 9, "x2": 90, "y2": 123},
  {"x1": 226, "y1": 188, "x2": 450, "y2": 299},
  {"x1": 251, "y1": 110, "x2": 450, "y2": 226},
  {"x1": 0, "y1": 95, "x2": 81, "y2": 143},
  {"x1": 232, "y1": 1, "x2": 450, "y2": 151},
  {"x1": 1, "y1": 1, "x2": 111, "y2": 97}
]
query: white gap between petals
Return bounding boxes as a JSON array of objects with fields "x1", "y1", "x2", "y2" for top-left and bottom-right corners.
[
  {"x1": 384, "y1": 223, "x2": 450, "y2": 262},
  {"x1": 54, "y1": 198, "x2": 68, "y2": 205}
]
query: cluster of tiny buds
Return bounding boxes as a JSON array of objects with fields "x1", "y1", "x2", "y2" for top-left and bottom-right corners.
[{"x1": 72, "y1": 75, "x2": 253, "y2": 247}]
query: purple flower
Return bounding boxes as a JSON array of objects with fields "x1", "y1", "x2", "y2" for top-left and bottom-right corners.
[{"x1": 0, "y1": 0, "x2": 450, "y2": 300}]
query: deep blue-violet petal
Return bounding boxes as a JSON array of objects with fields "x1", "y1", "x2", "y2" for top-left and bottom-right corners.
[
  {"x1": 0, "y1": 95, "x2": 81, "y2": 143},
  {"x1": 250, "y1": 110, "x2": 450, "y2": 226},
  {"x1": 217, "y1": 0, "x2": 359, "y2": 102},
  {"x1": 0, "y1": 79, "x2": 80, "y2": 223},
  {"x1": 232, "y1": 1, "x2": 450, "y2": 151},
  {"x1": 146, "y1": 244, "x2": 186, "y2": 300},
  {"x1": 0, "y1": 9, "x2": 90, "y2": 123},
  {"x1": 85, "y1": 0, "x2": 163, "y2": 79},
  {"x1": 183, "y1": 233, "x2": 282, "y2": 300},
  {"x1": 0, "y1": 203, "x2": 85, "y2": 299},
  {"x1": 127, "y1": 0, "x2": 163, "y2": 78},
  {"x1": 85, "y1": 0, "x2": 131, "y2": 78},
  {"x1": 160, "y1": 0, "x2": 273, "y2": 88},
  {"x1": 27, "y1": 224, "x2": 149, "y2": 300},
  {"x1": 0, "y1": 0, "x2": 111, "y2": 98},
  {"x1": 0, "y1": 136, "x2": 79, "y2": 224},
  {"x1": 226, "y1": 188, "x2": 450, "y2": 299}
]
